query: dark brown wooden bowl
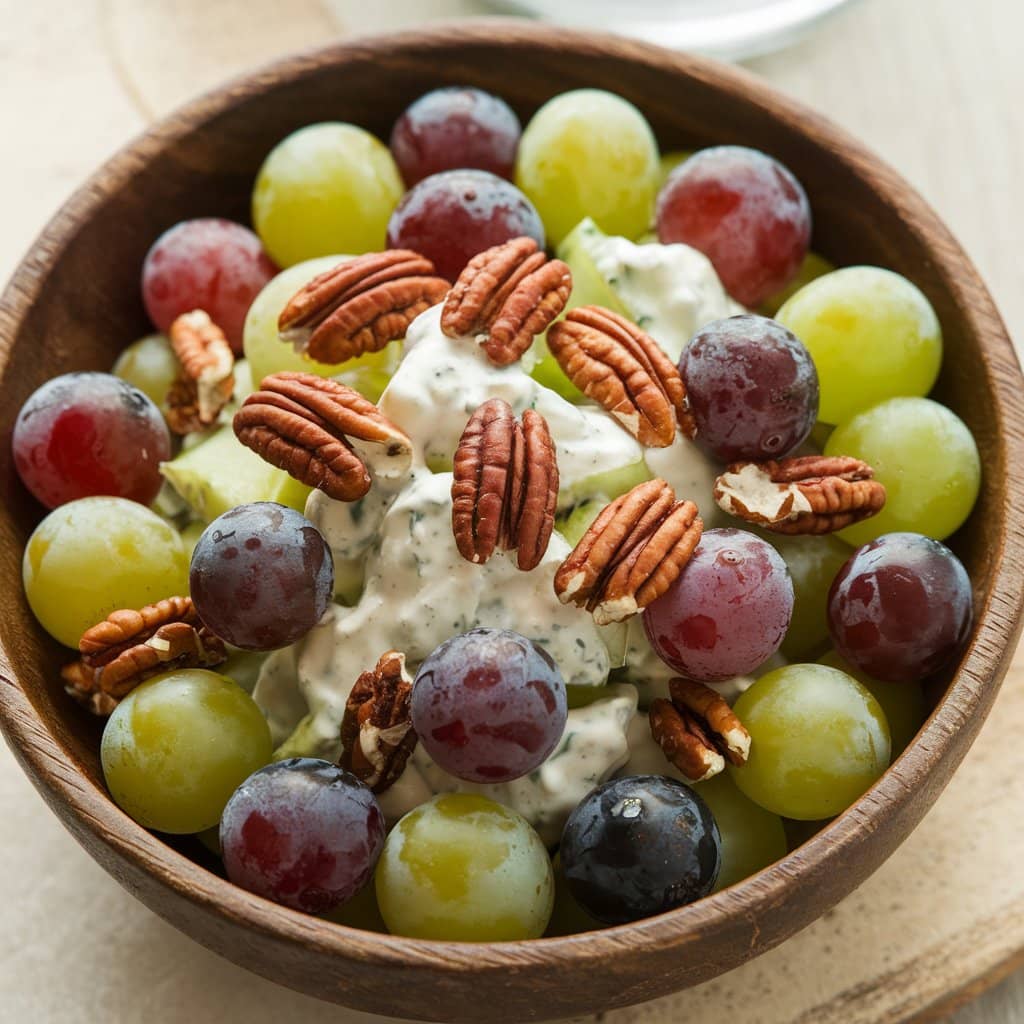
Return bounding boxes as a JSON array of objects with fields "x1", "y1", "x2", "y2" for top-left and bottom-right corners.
[{"x1": 1, "y1": 21, "x2": 1022, "y2": 1024}]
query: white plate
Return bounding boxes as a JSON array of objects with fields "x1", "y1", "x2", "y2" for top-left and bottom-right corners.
[{"x1": 497, "y1": 0, "x2": 860, "y2": 60}]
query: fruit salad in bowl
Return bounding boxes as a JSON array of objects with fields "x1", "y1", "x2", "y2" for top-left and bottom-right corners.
[{"x1": 6, "y1": 74, "x2": 989, "y2": 951}]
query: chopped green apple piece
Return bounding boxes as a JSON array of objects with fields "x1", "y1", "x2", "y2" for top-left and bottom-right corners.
[
  {"x1": 334, "y1": 555, "x2": 365, "y2": 607},
  {"x1": 530, "y1": 218, "x2": 630, "y2": 402},
  {"x1": 161, "y1": 425, "x2": 312, "y2": 522},
  {"x1": 564, "y1": 458, "x2": 651, "y2": 508},
  {"x1": 556, "y1": 499, "x2": 606, "y2": 547}
]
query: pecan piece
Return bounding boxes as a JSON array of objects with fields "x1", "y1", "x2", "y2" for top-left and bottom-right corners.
[
  {"x1": 649, "y1": 678, "x2": 750, "y2": 783},
  {"x1": 451, "y1": 398, "x2": 559, "y2": 571},
  {"x1": 277, "y1": 250, "x2": 450, "y2": 364},
  {"x1": 165, "y1": 310, "x2": 235, "y2": 434},
  {"x1": 441, "y1": 237, "x2": 572, "y2": 367},
  {"x1": 554, "y1": 478, "x2": 702, "y2": 625},
  {"x1": 546, "y1": 306, "x2": 694, "y2": 447},
  {"x1": 714, "y1": 454, "x2": 886, "y2": 535},
  {"x1": 339, "y1": 650, "x2": 417, "y2": 793},
  {"x1": 234, "y1": 372, "x2": 412, "y2": 501},
  {"x1": 61, "y1": 596, "x2": 227, "y2": 715}
]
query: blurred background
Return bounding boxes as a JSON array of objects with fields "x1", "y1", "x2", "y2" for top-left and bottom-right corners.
[{"x1": 1, "y1": 0, "x2": 1021, "y2": 1022}]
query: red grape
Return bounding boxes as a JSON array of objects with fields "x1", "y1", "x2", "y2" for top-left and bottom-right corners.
[
  {"x1": 141, "y1": 218, "x2": 277, "y2": 353},
  {"x1": 189, "y1": 502, "x2": 333, "y2": 650},
  {"x1": 679, "y1": 313, "x2": 819, "y2": 462},
  {"x1": 386, "y1": 169, "x2": 544, "y2": 282},
  {"x1": 390, "y1": 86, "x2": 521, "y2": 187},
  {"x1": 828, "y1": 532, "x2": 972, "y2": 682},
  {"x1": 12, "y1": 372, "x2": 170, "y2": 508},
  {"x1": 656, "y1": 146, "x2": 811, "y2": 307},
  {"x1": 411, "y1": 628, "x2": 568, "y2": 783},
  {"x1": 221, "y1": 758, "x2": 385, "y2": 913},
  {"x1": 643, "y1": 528, "x2": 794, "y2": 681}
]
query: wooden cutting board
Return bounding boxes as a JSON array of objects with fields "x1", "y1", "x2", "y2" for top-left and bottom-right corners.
[{"x1": 1, "y1": 0, "x2": 1022, "y2": 1021}]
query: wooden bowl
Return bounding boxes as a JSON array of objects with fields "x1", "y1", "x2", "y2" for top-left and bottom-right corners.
[{"x1": 1, "y1": 21, "x2": 1022, "y2": 1023}]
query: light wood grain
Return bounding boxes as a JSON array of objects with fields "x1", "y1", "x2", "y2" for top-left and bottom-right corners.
[{"x1": 0, "y1": 1, "x2": 1022, "y2": 1022}]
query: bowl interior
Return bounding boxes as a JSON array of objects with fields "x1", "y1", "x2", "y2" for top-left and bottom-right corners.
[{"x1": 0, "y1": 24, "x2": 1021, "y2": 1023}]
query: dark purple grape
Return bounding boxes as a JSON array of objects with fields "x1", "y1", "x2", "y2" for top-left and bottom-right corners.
[
  {"x1": 560, "y1": 775, "x2": 721, "y2": 924},
  {"x1": 220, "y1": 758, "x2": 385, "y2": 913},
  {"x1": 644, "y1": 528, "x2": 794, "y2": 682},
  {"x1": 385, "y1": 169, "x2": 544, "y2": 282},
  {"x1": 679, "y1": 314, "x2": 819, "y2": 462},
  {"x1": 189, "y1": 502, "x2": 333, "y2": 650},
  {"x1": 656, "y1": 146, "x2": 811, "y2": 307},
  {"x1": 390, "y1": 86, "x2": 522, "y2": 187},
  {"x1": 12, "y1": 372, "x2": 171, "y2": 509},
  {"x1": 828, "y1": 532, "x2": 972, "y2": 682},
  {"x1": 411, "y1": 628, "x2": 567, "y2": 783}
]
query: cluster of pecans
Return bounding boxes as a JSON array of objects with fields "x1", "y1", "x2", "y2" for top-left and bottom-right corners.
[{"x1": 62, "y1": 237, "x2": 890, "y2": 791}]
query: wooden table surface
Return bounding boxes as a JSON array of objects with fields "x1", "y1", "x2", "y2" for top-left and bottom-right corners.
[{"x1": 2, "y1": 0, "x2": 1022, "y2": 1021}]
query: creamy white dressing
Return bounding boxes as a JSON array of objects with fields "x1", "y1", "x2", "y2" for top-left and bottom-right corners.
[
  {"x1": 261, "y1": 470, "x2": 611, "y2": 758},
  {"x1": 379, "y1": 305, "x2": 644, "y2": 507},
  {"x1": 589, "y1": 235, "x2": 744, "y2": 361},
  {"x1": 644, "y1": 433, "x2": 727, "y2": 529},
  {"x1": 392, "y1": 685, "x2": 638, "y2": 844},
  {"x1": 252, "y1": 243, "x2": 767, "y2": 831}
]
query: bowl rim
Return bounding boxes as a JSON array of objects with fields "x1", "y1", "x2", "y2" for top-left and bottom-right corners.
[{"x1": 2, "y1": 16, "x2": 1023, "y2": 984}]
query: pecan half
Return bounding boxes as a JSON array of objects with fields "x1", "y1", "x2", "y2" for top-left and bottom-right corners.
[
  {"x1": 234, "y1": 372, "x2": 412, "y2": 501},
  {"x1": 440, "y1": 237, "x2": 572, "y2": 367},
  {"x1": 165, "y1": 310, "x2": 235, "y2": 434},
  {"x1": 546, "y1": 306, "x2": 694, "y2": 447},
  {"x1": 277, "y1": 250, "x2": 450, "y2": 364},
  {"x1": 649, "y1": 678, "x2": 751, "y2": 783},
  {"x1": 714, "y1": 454, "x2": 886, "y2": 535},
  {"x1": 339, "y1": 650, "x2": 417, "y2": 793},
  {"x1": 61, "y1": 596, "x2": 227, "y2": 715},
  {"x1": 554, "y1": 478, "x2": 702, "y2": 625},
  {"x1": 451, "y1": 398, "x2": 559, "y2": 571}
]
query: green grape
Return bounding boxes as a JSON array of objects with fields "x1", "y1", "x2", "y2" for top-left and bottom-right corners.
[
  {"x1": 696, "y1": 773, "x2": 787, "y2": 891},
  {"x1": 763, "y1": 531, "x2": 852, "y2": 660},
  {"x1": 809, "y1": 421, "x2": 834, "y2": 452},
  {"x1": 196, "y1": 826, "x2": 222, "y2": 857},
  {"x1": 375, "y1": 793, "x2": 554, "y2": 941},
  {"x1": 819, "y1": 650, "x2": 924, "y2": 755},
  {"x1": 515, "y1": 91, "x2": 659, "y2": 246},
  {"x1": 160, "y1": 425, "x2": 311, "y2": 522},
  {"x1": 23, "y1": 497, "x2": 189, "y2": 647},
  {"x1": 252, "y1": 123, "x2": 404, "y2": 267},
  {"x1": 657, "y1": 150, "x2": 693, "y2": 189},
  {"x1": 729, "y1": 663, "x2": 891, "y2": 820},
  {"x1": 101, "y1": 669, "x2": 272, "y2": 834},
  {"x1": 825, "y1": 397, "x2": 981, "y2": 544},
  {"x1": 179, "y1": 519, "x2": 205, "y2": 556},
  {"x1": 758, "y1": 251, "x2": 834, "y2": 317},
  {"x1": 243, "y1": 255, "x2": 402, "y2": 398},
  {"x1": 112, "y1": 333, "x2": 178, "y2": 412},
  {"x1": 546, "y1": 853, "x2": 604, "y2": 936},
  {"x1": 321, "y1": 877, "x2": 388, "y2": 932},
  {"x1": 776, "y1": 266, "x2": 942, "y2": 425}
]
